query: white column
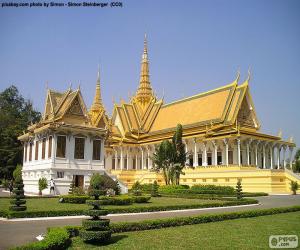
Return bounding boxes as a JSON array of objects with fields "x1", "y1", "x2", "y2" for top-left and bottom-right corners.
[
  {"x1": 141, "y1": 147, "x2": 145, "y2": 170},
  {"x1": 184, "y1": 140, "x2": 189, "y2": 166},
  {"x1": 223, "y1": 139, "x2": 229, "y2": 166},
  {"x1": 114, "y1": 148, "x2": 118, "y2": 169},
  {"x1": 120, "y1": 147, "x2": 124, "y2": 170},
  {"x1": 126, "y1": 148, "x2": 129, "y2": 170},
  {"x1": 283, "y1": 146, "x2": 286, "y2": 169},
  {"x1": 262, "y1": 143, "x2": 266, "y2": 169},
  {"x1": 237, "y1": 139, "x2": 241, "y2": 166},
  {"x1": 289, "y1": 147, "x2": 293, "y2": 169},
  {"x1": 147, "y1": 146, "x2": 150, "y2": 170},
  {"x1": 193, "y1": 138, "x2": 198, "y2": 167},
  {"x1": 255, "y1": 142, "x2": 258, "y2": 167},
  {"x1": 277, "y1": 146, "x2": 280, "y2": 169},
  {"x1": 135, "y1": 154, "x2": 138, "y2": 170},
  {"x1": 202, "y1": 142, "x2": 207, "y2": 167},
  {"x1": 212, "y1": 140, "x2": 217, "y2": 165},
  {"x1": 270, "y1": 145, "x2": 273, "y2": 169},
  {"x1": 246, "y1": 141, "x2": 250, "y2": 165}
]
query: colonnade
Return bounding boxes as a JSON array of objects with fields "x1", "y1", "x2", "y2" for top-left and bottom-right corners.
[{"x1": 109, "y1": 137, "x2": 294, "y2": 171}]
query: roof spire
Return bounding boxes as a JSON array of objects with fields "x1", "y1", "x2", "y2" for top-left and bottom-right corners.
[
  {"x1": 246, "y1": 67, "x2": 251, "y2": 82},
  {"x1": 90, "y1": 66, "x2": 103, "y2": 112},
  {"x1": 135, "y1": 33, "x2": 154, "y2": 105}
]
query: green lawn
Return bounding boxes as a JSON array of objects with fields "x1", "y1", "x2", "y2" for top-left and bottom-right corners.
[
  {"x1": 0, "y1": 197, "x2": 223, "y2": 213},
  {"x1": 69, "y1": 211, "x2": 300, "y2": 250}
]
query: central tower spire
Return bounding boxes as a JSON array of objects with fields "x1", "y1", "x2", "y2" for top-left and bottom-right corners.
[
  {"x1": 90, "y1": 65, "x2": 103, "y2": 111},
  {"x1": 135, "y1": 34, "x2": 154, "y2": 106}
]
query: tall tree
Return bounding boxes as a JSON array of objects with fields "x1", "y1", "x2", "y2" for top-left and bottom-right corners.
[
  {"x1": 152, "y1": 124, "x2": 187, "y2": 185},
  {"x1": 0, "y1": 85, "x2": 41, "y2": 179},
  {"x1": 152, "y1": 140, "x2": 174, "y2": 185},
  {"x1": 171, "y1": 124, "x2": 187, "y2": 185}
]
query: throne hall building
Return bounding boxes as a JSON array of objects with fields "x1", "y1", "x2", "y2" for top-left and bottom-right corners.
[{"x1": 19, "y1": 36, "x2": 299, "y2": 194}]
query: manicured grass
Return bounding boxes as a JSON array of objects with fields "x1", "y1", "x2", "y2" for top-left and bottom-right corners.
[
  {"x1": 0, "y1": 196, "x2": 223, "y2": 213},
  {"x1": 69, "y1": 211, "x2": 300, "y2": 250}
]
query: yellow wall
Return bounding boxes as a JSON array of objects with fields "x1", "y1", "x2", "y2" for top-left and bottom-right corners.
[{"x1": 111, "y1": 166, "x2": 300, "y2": 194}]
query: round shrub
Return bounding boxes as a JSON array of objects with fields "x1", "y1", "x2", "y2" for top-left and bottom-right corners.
[
  {"x1": 10, "y1": 199, "x2": 26, "y2": 206},
  {"x1": 84, "y1": 209, "x2": 109, "y2": 217},
  {"x1": 79, "y1": 230, "x2": 111, "y2": 243},
  {"x1": 132, "y1": 195, "x2": 151, "y2": 203},
  {"x1": 82, "y1": 218, "x2": 110, "y2": 230},
  {"x1": 9, "y1": 205, "x2": 27, "y2": 211}
]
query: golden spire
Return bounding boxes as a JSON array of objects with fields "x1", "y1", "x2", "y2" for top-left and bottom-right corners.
[
  {"x1": 90, "y1": 66, "x2": 103, "y2": 112},
  {"x1": 135, "y1": 34, "x2": 154, "y2": 105}
]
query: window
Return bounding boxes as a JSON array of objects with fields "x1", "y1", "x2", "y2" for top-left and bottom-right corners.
[
  {"x1": 207, "y1": 152, "x2": 212, "y2": 165},
  {"x1": 74, "y1": 137, "x2": 84, "y2": 159},
  {"x1": 29, "y1": 143, "x2": 33, "y2": 161},
  {"x1": 124, "y1": 157, "x2": 128, "y2": 169},
  {"x1": 42, "y1": 138, "x2": 46, "y2": 159},
  {"x1": 189, "y1": 155, "x2": 193, "y2": 166},
  {"x1": 228, "y1": 150, "x2": 233, "y2": 164},
  {"x1": 198, "y1": 153, "x2": 202, "y2": 166},
  {"x1": 24, "y1": 143, "x2": 27, "y2": 162},
  {"x1": 56, "y1": 136, "x2": 66, "y2": 158},
  {"x1": 217, "y1": 151, "x2": 222, "y2": 165},
  {"x1": 92, "y1": 140, "x2": 101, "y2": 160},
  {"x1": 112, "y1": 158, "x2": 116, "y2": 170},
  {"x1": 35, "y1": 141, "x2": 39, "y2": 160},
  {"x1": 56, "y1": 171, "x2": 64, "y2": 178},
  {"x1": 133, "y1": 158, "x2": 136, "y2": 169},
  {"x1": 48, "y1": 136, "x2": 52, "y2": 158}
]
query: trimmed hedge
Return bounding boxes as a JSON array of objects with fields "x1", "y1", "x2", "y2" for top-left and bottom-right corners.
[
  {"x1": 79, "y1": 230, "x2": 111, "y2": 243},
  {"x1": 13, "y1": 227, "x2": 70, "y2": 250},
  {"x1": 98, "y1": 196, "x2": 133, "y2": 205},
  {"x1": 131, "y1": 195, "x2": 151, "y2": 203},
  {"x1": 109, "y1": 206, "x2": 300, "y2": 233},
  {"x1": 62, "y1": 205, "x2": 300, "y2": 236},
  {"x1": 1, "y1": 199, "x2": 258, "y2": 218},
  {"x1": 14, "y1": 206, "x2": 300, "y2": 250},
  {"x1": 59, "y1": 195, "x2": 90, "y2": 204}
]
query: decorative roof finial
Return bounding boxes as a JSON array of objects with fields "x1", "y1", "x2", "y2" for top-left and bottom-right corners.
[
  {"x1": 69, "y1": 82, "x2": 72, "y2": 90},
  {"x1": 289, "y1": 136, "x2": 294, "y2": 143},
  {"x1": 46, "y1": 81, "x2": 49, "y2": 90},
  {"x1": 90, "y1": 66, "x2": 103, "y2": 111},
  {"x1": 246, "y1": 67, "x2": 251, "y2": 82},
  {"x1": 235, "y1": 69, "x2": 240, "y2": 83},
  {"x1": 278, "y1": 129, "x2": 282, "y2": 138},
  {"x1": 135, "y1": 33, "x2": 154, "y2": 105}
]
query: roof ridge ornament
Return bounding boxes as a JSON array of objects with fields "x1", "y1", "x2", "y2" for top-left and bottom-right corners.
[{"x1": 246, "y1": 67, "x2": 251, "y2": 83}]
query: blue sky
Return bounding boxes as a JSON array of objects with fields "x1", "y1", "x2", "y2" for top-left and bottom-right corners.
[{"x1": 0, "y1": 0, "x2": 299, "y2": 148}]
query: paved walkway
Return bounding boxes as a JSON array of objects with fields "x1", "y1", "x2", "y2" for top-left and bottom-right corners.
[{"x1": 0, "y1": 195, "x2": 299, "y2": 249}]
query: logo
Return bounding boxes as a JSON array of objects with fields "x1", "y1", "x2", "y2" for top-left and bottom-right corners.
[{"x1": 269, "y1": 235, "x2": 298, "y2": 248}]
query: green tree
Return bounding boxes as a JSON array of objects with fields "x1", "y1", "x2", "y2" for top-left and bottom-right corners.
[
  {"x1": 10, "y1": 165, "x2": 26, "y2": 211},
  {"x1": 131, "y1": 181, "x2": 142, "y2": 196},
  {"x1": 290, "y1": 181, "x2": 299, "y2": 195},
  {"x1": 151, "y1": 181, "x2": 159, "y2": 197},
  {"x1": 152, "y1": 124, "x2": 187, "y2": 185},
  {"x1": 38, "y1": 177, "x2": 48, "y2": 196},
  {"x1": 171, "y1": 124, "x2": 187, "y2": 185},
  {"x1": 293, "y1": 149, "x2": 300, "y2": 173},
  {"x1": 68, "y1": 178, "x2": 75, "y2": 195},
  {"x1": 152, "y1": 140, "x2": 175, "y2": 185},
  {"x1": 236, "y1": 180, "x2": 243, "y2": 199},
  {"x1": 0, "y1": 86, "x2": 41, "y2": 179}
]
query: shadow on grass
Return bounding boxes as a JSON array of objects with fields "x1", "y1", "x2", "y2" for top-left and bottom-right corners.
[{"x1": 87, "y1": 234, "x2": 128, "y2": 247}]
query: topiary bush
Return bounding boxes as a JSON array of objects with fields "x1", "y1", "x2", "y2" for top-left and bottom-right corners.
[
  {"x1": 38, "y1": 177, "x2": 48, "y2": 196},
  {"x1": 131, "y1": 181, "x2": 142, "y2": 196},
  {"x1": 10, "y1": 166, "x2": 26, "y2": 211},
  {"x1": 80, "y1": 173, "x2": 112, "y2": 243},
  {"x1": 236, "y1": 180, "x2": 243, "y2": 200},
  {"x1": 68, "y1": 179, "x2": 75, "y2": 195},
  {"x1": 59, "y1": 195, "x2": 90, "y2": 204},
  {"x1": 151, "y1": 181, "x2": 160, "y2": 197},
  {"x1": 131, "y1": 195, "x2": 151, "y2": 203}
]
